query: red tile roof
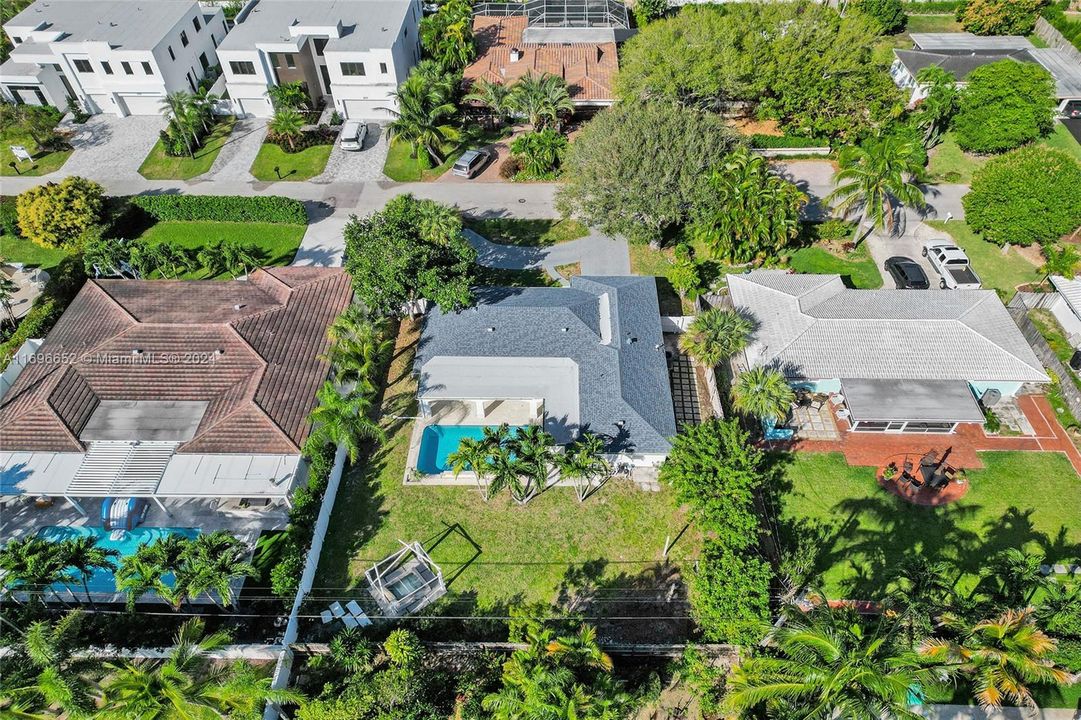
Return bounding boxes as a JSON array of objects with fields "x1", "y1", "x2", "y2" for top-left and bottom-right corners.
[
  {"x1": 0, "y1": 267, "x2": 353, "y2": 455},
  {"x1": 463, "y1": 15, "x2": 617, "y2": 104}
]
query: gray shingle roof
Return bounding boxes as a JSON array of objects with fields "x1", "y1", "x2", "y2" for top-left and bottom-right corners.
[
  {"x1": 910, "y1": 33, "x2": 1034, "y2": 52},
  {"x1": 5, "y1": 0, "x2": 198, "y2": 50},
  {"x1": 414, "y1": 276, "x2": 676, "y2": 454},
  {"x1": 728, "y1": 271, "x2": 1048, "y2": 384}
]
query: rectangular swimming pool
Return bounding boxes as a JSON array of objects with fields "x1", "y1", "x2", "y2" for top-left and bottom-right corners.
[
  {"x1": 35, "y1": 526, "x2": 200, "y2": 594},
  {"x1": 416, "y1": 425, "x2": 524, "y2": 475}
]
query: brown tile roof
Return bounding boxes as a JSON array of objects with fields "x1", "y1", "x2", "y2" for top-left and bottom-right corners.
[
  {"x1": 0, "y1": 267, "x2": 353, "y2": 455},
  {"x1": 463, "y1": 15, "x2": 617, "y2": 104}
]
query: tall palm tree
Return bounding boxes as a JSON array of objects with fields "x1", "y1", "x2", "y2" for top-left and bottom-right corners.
[
  {"x1": 114, "y1": 543, "x2": 172, "y2": 611},
  {"x1": 509, "y1": 424, "x2": 555, "y2": 502},
  {"x1": 463, "y1": 78, "x2": 512, "y2": 126},
  {"x1": 913, "y1": 66, "x2": 959, "y2": 148},
  {"x1": 179, "y1": 531, "x2": 255, "y2": 609},
  {"x1": 146, "y1": 241, "x2": 194, "y2": 279},
  {"x1": 485, "y1": 446, "x2": 525, "y2": 503},
  {"x1": 886, "y1": 556, "x2": 956, "y2": 645},
  {"x1": 60, "y1": 536, "x2": 119, "y2": 607},
  {"x1": 0, "y1": 272, "x2": 19, "y2": 327},
  {"x1": 980, "y1": 548, "x2": 1053, "y2": 609},
  {"x1": 727, "y1": 606, "x2": 935, "y2": 719},
  {"x1": 159, "y1": 91, "x2": 196, "y2": 157},
  {"x1": 268, "y1": 107, "x2": 305, "y2": 152},
  {"x1": 0, "y1": 536, "x2": 76, "y2": 606},
  {"x1": 826, "y1": 134, "x2": 928, "y2": 244},
  {"x1": 322, "y1": 306, "x2": 389, "y2": 392},
  {"x1": 415, "y1": 198, "x2": 463, "y2": 246},
  {"x1": 508, "y1": 73, "x2": 574, "y2": 130},
  {"x1": 678, "y1": 308, "x2": 753, "y2": 367},
  {"x1": 920, "y1": 608, "x2": 1072, "y2": 710},
  {"x1": 386, "y1": 72, "x2": 460, "y2": 165},
  {"x1": 447, "y1": 435, "x2": 494, "y2": 493},
  {"x1": 555, "y1": 433, "x2": 611, "y2": 502},
  {"x1": 307, "y1": 381, "x2": 386, "y2": 462},
  {"x1": 731, "y1": 366, "x2": 796, "y2": 424},
  {"x1": 4, "y1": 611, "x2": 100, "y2": 719},
  {"x1": 1040, "y1": 242, "x2": 1081, "y2": 283}
]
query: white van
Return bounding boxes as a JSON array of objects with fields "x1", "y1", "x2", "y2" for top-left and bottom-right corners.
[{"x1": 339, "y1": 120, "x2": 368, "y2": 151}]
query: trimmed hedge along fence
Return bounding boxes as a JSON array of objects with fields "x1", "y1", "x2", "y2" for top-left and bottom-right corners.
[{"x1": 128, "y1": 194, "x2": 308, "y2": 225}]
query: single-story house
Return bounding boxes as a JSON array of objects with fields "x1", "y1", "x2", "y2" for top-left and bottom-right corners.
[
  {"x1": 890, "y1": 33, "x2": 1081, "y2": 114},
  {"x1": 412, "y1": 276, "x2": 677, "y2": 471},
  {"x1": 0, "y1": 267, "x2": 353, "y2": 516},
  {"x1": 728, "y1": 271, "x2": 1049, "y2": 433},
  {"x1": 1047, "y1": 275, "x2": 1081, "y2": 348}
]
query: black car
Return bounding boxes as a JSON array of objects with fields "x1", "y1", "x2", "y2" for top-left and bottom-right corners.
[{"x1": 884, "y1": 256, "x2": 930, "y2": 289}]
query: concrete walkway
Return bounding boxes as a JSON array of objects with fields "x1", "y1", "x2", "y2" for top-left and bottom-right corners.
[
  {"x1": 203, "y1": 117, "x2": 266, "y2": 183},
  {"x1": 463, "y1": 228, "x2": 631, "y2": 278},
  {"x1": 918, "y1": 705, "x2": 1079, "y2": 720}
]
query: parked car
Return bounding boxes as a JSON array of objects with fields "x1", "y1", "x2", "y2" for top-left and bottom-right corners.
[
  {"x1": 339, "y1": 120, "x2": 367, "y2": 151},
  {"x1": 884, "y1": 256, "x2": 930, "y2": 289},
  {"x1": 1061, "y1": 100, "x2": 1081, "y2": 119},
  {"x1": 452, "y1": 149, "x2": 491, "y2": 178},
  {"x1": 922, "y1": 240, "x2": 981, "y2": 289}
]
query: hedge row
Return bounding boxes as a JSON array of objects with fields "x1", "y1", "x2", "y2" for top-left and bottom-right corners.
[
  {"x1": 749, "y1": 134, "x2": 830, "y2": 149},
  {"x1": 901, "y1": 0, "x2": 966, "y2": 12},
  {"x1": 128, "y1": 194, "x2": 308, "y2": 225}
]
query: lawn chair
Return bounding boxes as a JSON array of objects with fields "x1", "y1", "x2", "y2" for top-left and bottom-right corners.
[
  {"x1": 346, "y1": 600, "x2": 364, "y2": 616},
  {"x1": 329, "y1": 601, "x2": 346, "y2": 619},
  {"x1": 320, "y1": 609, "x2": 334, "y2": 624},
  {"x1": 342, "y1": 615, "x2": 360, "y2": 629}
]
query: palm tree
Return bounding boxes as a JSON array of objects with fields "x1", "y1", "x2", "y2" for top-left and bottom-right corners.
[
  {"x1": 415, "y1": 198, "x2": 463, "y2": 246},
  {"x1": 0, "y1": 272, "x2": 19, "y2": 327},
  {"x1": 669, "y1": 244, "x2": 704, "y2": 303},
  {"x1": 4, "y1": 611, "x2": 100, "y2": 719},
  {"x1": 61, "y1": 536, "x2": 119, "y2": 607},
  {"x1": 307, "y1": 381, "x2": 386, "y2": 462},
  {"x1": 1037, "y1": 582, "x2": 1081, "y2": 637},
  {"x1": 920, "y1": 608, "x2": 1072, "y2": 710},
  {"x1": 485, "y1": 445, "x2": 526, "y2": 503},
  {"x1": 447, "y1": 435, "x2": 494, "y2": 493},
  {"x1": 146, "y1": 241, "x2": 194, "y2": 279},
  {"x1": 386, "y1": 71, "x2": 460, "y2": 165},
  {"x1": 1040, "y1": 242, "x2": 1081, "y2": 283},
  {"x1": 885, "y1": 556, "x2": 956, "y2": 645},
  {"x1": 826, "y1": 134, "x2": 928, "y2": 244},
  {"x1": 508, "y1": 72, "x2": 574, "y2": 130},
  {"x1": 463, "y1": 78, "x2": 512, "y2": 127},
  {"x1": 217, "y1": 238, "x2": 262, "y2": 278},
  {"x1": 268, "y1": 107, "x2": 305, "y2": 152},
  {"x1": 179, "y1": 531, "x2": 255, "y2": 609},
  {"x1": 509, "y1": 424, "x2": 556, "y2": 502},
  {"x1": 555, "y1": 433, "x2": 611, "y2": 502},
  {"x1": 979, "y1": 548, "x2": 1053, "y2": 609},
  {"x1": 726, "y1": 606, "x2": 936, "y2": 719},
  {"x1": 913, "y1": 66, "x2": 959, "y2": 148},
  {"x1": 114, "y1": 544, "x2": 172, "y2": 611},
  {"x1": 731, "y1": 366, "x2": 796, "y2": 424},
  {"x1": 0, "y1": 536, "x2": 76, "y2": 606},
  {"x1": 159, "y1": 91, "x2": 197, "y2": 157},
  {"x1": 546, "y1": 624, "x2": 614, "y2": 672},
  {"x1": 678, "y1": 308, "x2": 753, "y2": 367},
  {"x1": 322, "y1": 306, "x2": 389, "y2": 392}
]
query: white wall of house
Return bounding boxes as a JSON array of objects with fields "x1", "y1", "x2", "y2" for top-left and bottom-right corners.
[{"x1": 968, "y1": 381, "x2": 1027, "y2": 400}]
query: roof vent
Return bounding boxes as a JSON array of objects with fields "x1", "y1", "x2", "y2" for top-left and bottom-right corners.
[
  {"x1": 233, "y1": 304, "x2": 245, "y2": 311},
  {"x1": 487, "y1": 326, "x2": 495, "y2": 332},
  {"x1": 562, "y1": 327, "x2": 569, "y2": 332},
  {"x1": 131, "y1": 348, "x2": 142, "y2": 355},
  {"x1": 510, "y1": 47, "x2": 522, "y2": 62},
  {"x1": 214, "y1": 348, "x2": 225, "y2": 356},
  {"x1": 626, "y1": 337, "x2": 638, "y2": 344}
]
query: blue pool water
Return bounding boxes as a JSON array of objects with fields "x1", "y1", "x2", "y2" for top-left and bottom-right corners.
[
  {"x1": 417, "y1": 425, "x2": 524, "y2": 474},
  {"x1": 35, "y1": 526, "x2": 200, "y2": 594}
]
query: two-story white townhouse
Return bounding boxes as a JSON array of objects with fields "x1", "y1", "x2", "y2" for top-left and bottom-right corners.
[
  {"x1": 216, "y1": 0, "x2": 421, "y2": 120},
  {"x1": 0, "y1": 0, "x2": 225, "y2": 116}
]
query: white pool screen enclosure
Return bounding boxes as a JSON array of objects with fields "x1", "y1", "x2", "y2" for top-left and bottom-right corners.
[{"x1": 365, "y1": 540, "x2": 447, "y2": 618}]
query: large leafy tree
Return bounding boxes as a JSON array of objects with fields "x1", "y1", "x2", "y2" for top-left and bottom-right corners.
[
  {"x1": 344, "y1": 194, "x2": 475, "y2": 314},
  {"x1": 419, "y1": 0, "x2": 475, "y2": 70},
  {"x1": 16, "y1": 176, "x2": 103, "y2": 249},
  {"x1": 691, "y1": 148, "x2": 806, "y2": 263},
  {"x1": 959, "y1": 0, "x2": 1045, "y2": 35},
  {"x1": 727, "y1": 606, "x2": 937, "y2": 719},
  {"x1": 731, "y1": 366, "x2": 797, "y2": 424},
  {"x1": 920, "y1": 608, "x2": 1072, "y2": 710},
  {"x1": 953, "y1": 60, "x2": 1056, "y2": 153},
  {"x1": 677, "y1": 308, "x2": 752, "y2": 368},
  {"x1": 387, "y1": 69, "x2": 459, "y2": 165},
  {"x1": 852, "y1": 0, "x2": 906, "y2": 34},
  {"x1": 556, "y1": 101, "x2": 739, "y2": 246},
  {"x1": 963, "y1": 145, "x2": 1081, "y2": 248},
  {"x1": 690, "y1": 543, "x2": 772, "y2": 645},
  {"x1": 507, "y1": 73, "x2": 575, "y2": 130},
  {"x1": 826, "y1": 134, "x2": 927, "y2": 243}
]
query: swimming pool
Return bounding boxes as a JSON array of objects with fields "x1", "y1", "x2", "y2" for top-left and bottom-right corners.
[
  {"x1": 35, "y1": 526, "x2": 200, "y2": 594},
  {"x1": 416, "y1": 425, "x2": 524, "y2": 474}
]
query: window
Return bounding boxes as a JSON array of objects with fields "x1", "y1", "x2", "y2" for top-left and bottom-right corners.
[
  {"x1": 101, "y1": 61, "x2": 113, "y2": 74},
  {"x1": 340, "y1": 62, "x2": 365, "y2": 76},
  {"x1": 168, "y1": 46, "x2": 175, "y2": 61},
  {"x1": 284, "y1": 54, "x2": 296, "y2": 68},
  {"x1": 142, "y1": 61, "x2": 153, "y2": 74},
  {"x1": 192, "y1": 15, "x2": 201, "y2": 32},
  {"x1": 379, "y1": 62, "x2": 387, "y2": 74},
  {"x1": 230, "y1": 60, "x2": 256, "y2": 75},
  {"x1": 313, "y1": 38, "x2": 328, "y2": 57},
  {"x1": 73, "y1": 59, "x2": 93, "y2": 73},
  {"x1": 199, "y1": 52, "x2": 209, "y2": 72},
  {"x1": 12, "y1": 36, "x2": 22, "y2": 44},
  {"x1": 180, "y1": 30, "x2": 189, "y2": 48},
  {"x1": 121, "y1": 61, "x2": 133, "y2": 74},
  {"x1": 186, "y1": 72, "x2": 195, "y2": 92},
  {"x1": 211, "y1": 34, "x2": 217, "y2": 48}
]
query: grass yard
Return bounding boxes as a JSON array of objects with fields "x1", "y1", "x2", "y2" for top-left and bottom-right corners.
[
  {"x1": 316, "y1": 319, "x2": 698, "y2": 609},
  {"x1": 1043, "y1": 122, "x2": 1081, "y2": 163},
  {"x1": 465, "y1": 218, "x2": 588, "y2": 247},
  {"x1": 138, "y1": 116, "x2": 236, "y2": 180},
  {"x1": 787, "y1": 244, "x2": 882, "y2": 289},
  {"x1": 383, "y1": 141, "x2": 457, "y2": 182},
  {"x1": 905, "y1": 14, "x2": 963, "y2": 33},
  {"x1": 927, "y1": 133, "x2": 986, "y2": 183},
  {"x1": 0, "y1": 233, "x2": 71, "y2": 272},
  {"x1": 1, "y1": 129, "x2": 72, "y2": 177},
  {"x1": 776, "y1": 451, "x2": 1081, "y2": 599},
  {"x1": 925, "y1": 220, "x2": 1041, "y2": 299},
  {"x1": 136, "y1": 221, "x2": 305, "y2": 277},
  {"x1": 250, "y1": 142, "x2": 332, "y2": 182},
  {"x1": 474, "y1": 264, "x2": 559, "y2": 287}
]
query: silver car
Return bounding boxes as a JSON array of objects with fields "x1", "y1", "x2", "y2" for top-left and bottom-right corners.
[
  {"x1": 452, "y1": 149, "x2": 490, "y2": 178},
  {"x1": 339, "y1": 120, "x2": 367, "y2": 151}
]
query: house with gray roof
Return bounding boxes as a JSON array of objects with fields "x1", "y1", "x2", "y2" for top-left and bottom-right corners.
[
  {"x1": 728, "y1": 271, "x2": 1049, "y2": 434},
  {"x1": 890, "y1": 33, "x2": 1081, "y2": 114},
  {"x1": 410, "y1": 277, "x2": 677, "y2": 477}
]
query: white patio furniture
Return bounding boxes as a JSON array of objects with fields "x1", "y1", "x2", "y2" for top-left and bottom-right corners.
[
  {"x1": 342, "y1": 615, "x2": 360, "y2": 629},
  {"x1": 346, "y1": 600, "x2": 364, "y2": 616},
  {"x1": 320, "y1": 609, "x2": 334, "y2": 624},
  {"x1": 329, "y1": 601, "x2": 346, "y2": 618}
]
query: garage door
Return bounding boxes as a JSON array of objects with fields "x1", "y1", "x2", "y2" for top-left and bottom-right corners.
[
  {"x1": 236, "y1": 97, "x2": 270, "y2": 118},
  {"x1": 341, "y1": 99, "x2": 394, "y2": 121},
  {"x1": 116, "y1": 93, "x2": 164, "y2": 116}
]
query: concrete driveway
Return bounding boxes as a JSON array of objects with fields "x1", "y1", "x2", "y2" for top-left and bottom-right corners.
[
  {"x1": 865, "y1": 222, "x2": 956, "y2": 289},
  {"x1": 204, "y1": 117, "x2": 266, "y2": 182},
  {"x1": 61, "y1": 114, "x2": 166, "y2": 180},
  {"x1": 314, "y1": 123, "x2": 389, "y2": 183}
]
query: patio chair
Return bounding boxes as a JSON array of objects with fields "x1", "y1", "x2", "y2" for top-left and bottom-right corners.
[
  {"x1": 320, "y1": 609, "x2": 334, "y2": 624},
  {"x1": 329, "y1": 601, "x2": 346, "y2": 618},
  {"x1": 342, "y1": 615, "x2": 360, "y2": 629},
  {"x1": 346, "y1": 600, "x2": 364, "y2": 616},
  {"x1": 902, "y1": 459, "x2": 913, "y2": 474}
]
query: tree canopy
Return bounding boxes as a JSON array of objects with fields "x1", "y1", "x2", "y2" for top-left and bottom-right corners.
[
  {"x1": 16, "y1": 176, "x2": 103, "y2": 249},
  {"x1": 343, "y1": 194, "x2": 476, "y2": 314},
  {"x1": 556, "y1": 101, "x2": 739, "y2": 245},
  {"x1": 953, "y1": 60, "x2": 1056, "y2": 154},
  {"x1": 959, "y1": 0, "x2": 1045, "y2": 36}
]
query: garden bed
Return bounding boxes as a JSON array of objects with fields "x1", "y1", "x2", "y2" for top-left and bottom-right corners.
[{"x1": 138, "y1": 115, "x2": 236, "y2": 180}]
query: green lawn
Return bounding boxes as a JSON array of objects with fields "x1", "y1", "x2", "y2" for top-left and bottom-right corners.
[
  {"x1": 788, "y1": 244, "x2": 883, "y2": 289},
  {"x1": 905, "y1": 14, "x2": 963, "y2": 33},
  {"x1": 464, "y1": 218, "x2": 589, "y2": 247},
  {"x1": 382, "y1": 141, "x2": 457, "y2": 182},
  {"x1": 250, "y1": 142, "x2": 332, "y2": 182},
  {"x1": 1043, "y1": 122, "x2": 1081, "y2": 163},
  {"x1": 1, "y1": 128, "x2": 72, "y2": 177},
  {"x1": 474, "y1": 264, "x2": 559, "y2": 287},
  {"x1": 138, "y1": 116, "x2": 236, "y2": 180},
  {"x1": 136, "y1": 221, "x2": 305, "y2": 277},
  {"x1": 315, "y1": 319, "x2": 699, "y2": 608},
  {"x1": 0, "y1": 233, "x2": 71, "y2": 272},
  {"x1": 927, "y1": 133, "x2": 986, "y2": 184},
  {"x1": 776, "y1": 451, "x2": 1081, "y2": 599},
  {"x1": 925, "y1": 220, "x2": 1041, "y2": 299}
]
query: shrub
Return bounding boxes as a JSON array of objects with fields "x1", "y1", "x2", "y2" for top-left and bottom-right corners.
[
  {"x1": 127, "y1": 194, "x2": 307, "y2": 224},
  {"x1": 748, "y1": 134, "x2": 830, "y2": 149},
  {"x1": 807, "y1": 218, "x2": 857, "y2": 243},
  {"x1": 16, "y1": 177, "x2": 104, "y2": 249},
  {"x1": 499, "y1": 155, "x2": 522, "y2": 179},
  {"x1": 267, "y1": 124, "x2": 336, "y2": 153},
  {"x1": 963, "y1": 145, "x2": 1081, "y2": 247},
  {"x1": 953, "y1": 60, "x2": 1056, "y2": 153},
  {"x1": 269, "y1": 544, "x2": 304, "y2": 599},
  {"x1": 634, "y1": 0, "x2": 669, "y2": 26},
  {"x1": 853, "y1": 0, "x2": 907, "y2": 33},
  {"x1": 959, "y1": 0, "x2": 1044, "y2": 35},
  {"x1": 0, "y1": 255, "x2": 86, "y2": 362},
  {"x1": 689, "y1": 543, "x2": 772, "y2": 645},
  {"x1": 510, "y1": 129, "x2": 568, "y2": 177},
  {"x1": 0, "y1": 196, "x2": 20, "y2": 238},
  {"x1": 901, "y1": 0, "x2": 966, "y2": 10}
]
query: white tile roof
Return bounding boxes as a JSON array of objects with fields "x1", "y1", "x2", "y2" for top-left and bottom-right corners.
[{"x1": 728, "y1": 271, "x2": 1049, "y2": 383}]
